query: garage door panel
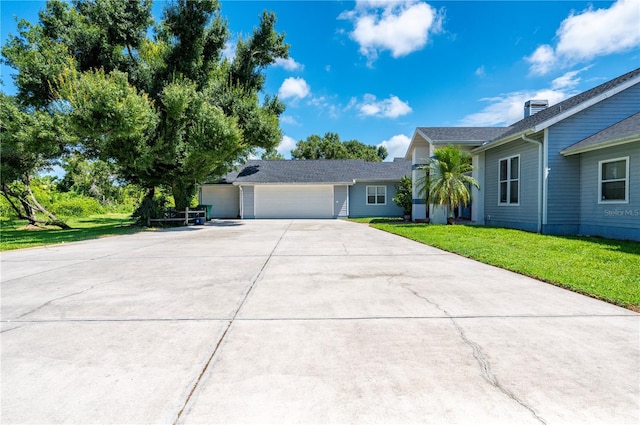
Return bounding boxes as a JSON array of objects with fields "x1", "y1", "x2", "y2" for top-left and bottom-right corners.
[{"x1": 255, "y1": 185, "x2": 332, "y2": 218}]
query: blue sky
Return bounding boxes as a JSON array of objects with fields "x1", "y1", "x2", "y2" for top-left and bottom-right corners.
[{"x1": 2, "y1": 0, "x2": 639, "y2": 160}]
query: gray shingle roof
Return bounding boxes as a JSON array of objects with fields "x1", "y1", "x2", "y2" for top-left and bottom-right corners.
[
  {"x1": 417, "y1": 127, "x2": 509, "y2": 143},
  {"x1": 561, "y1": 112, "x2": 640, "y2": 155},
  {"x1": 215, "y1": 159, "x2": 411, "y2": 184},
  {"x1": 489, "y1": 67, "x2": 640, "y2": 143}
]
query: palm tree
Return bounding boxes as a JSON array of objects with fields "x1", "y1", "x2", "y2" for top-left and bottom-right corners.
[{"x1": 418, "y1": 145, "x2": 479, "y2": 224}]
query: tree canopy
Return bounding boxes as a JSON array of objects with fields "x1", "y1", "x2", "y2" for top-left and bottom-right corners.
[
  {"x1": 291, "y1": 132, "x2": 387, "y2": 162},
  {"x1": 2, "y1": 0, "x2": 289, "y2": 218}
]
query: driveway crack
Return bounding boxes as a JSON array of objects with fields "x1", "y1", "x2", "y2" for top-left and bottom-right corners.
[
  {"x1": 0, "y1": 324, "x2": 27, "y2": 334},
  {"x1": 11, "y1": 279, "x2": 115, "y2": 320},
  {"x1": 399, "y1": 283, "x2": 547, "y2": 425},
  {"x1": 172, "y1": 221, "x2": 292, "y2": 424}
]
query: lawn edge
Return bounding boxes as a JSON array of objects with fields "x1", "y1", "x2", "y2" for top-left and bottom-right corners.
[{"x1": 364, "y1": 222, "x2": 640, "y2": 313}]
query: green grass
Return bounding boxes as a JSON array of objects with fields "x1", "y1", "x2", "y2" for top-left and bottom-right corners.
[
  {"x1": 363, "y1": 222, "x2": 640, "y2": 311},
  {"x1": 0, "y1": 213, "x2": 146, "y2": 251}
]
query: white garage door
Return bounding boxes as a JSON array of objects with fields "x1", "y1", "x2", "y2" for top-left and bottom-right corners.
[
  {"x1": 200, "y1": 185, "x2": 239, "y2": 218},
  {"x1": 255, "y1": 185, "x2": 333, "y2": 218}
]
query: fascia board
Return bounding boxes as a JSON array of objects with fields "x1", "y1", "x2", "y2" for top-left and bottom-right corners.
[
  {"x1": 404, "y1": 129, "x2": 432, "y2": 160},
  {"x1": 560, "y1": 136, "x2": 640, "y2": 156},
  {"x1": 471, "y1": 134, "x2": 527, "y2": 153},
  {"x1": 354, "y1": 179, "x2": 403, "y2": 183}
]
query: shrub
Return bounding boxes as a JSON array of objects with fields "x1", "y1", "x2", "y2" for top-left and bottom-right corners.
[
  {"x1": 49, "y1": 194, "x2": 105, "y2": 217},
  {"x1": 393, "y1": 176, "x2": 413, "y2": 216}
]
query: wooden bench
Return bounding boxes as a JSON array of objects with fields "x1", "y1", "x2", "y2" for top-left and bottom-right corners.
[{"x1": 147, "y1": 208, "x2": 207, "y2": 227}]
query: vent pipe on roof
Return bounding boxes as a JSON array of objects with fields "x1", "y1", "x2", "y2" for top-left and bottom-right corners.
[{"x1": 524, "y1": 100, "x2": 549, "y2": 118}]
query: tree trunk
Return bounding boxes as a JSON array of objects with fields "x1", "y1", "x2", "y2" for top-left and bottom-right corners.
[
  {"x1": 132, "y1": 187, "x2": 158, "y2": 225},
  {"x1": 172, "y1": 181, "x2": 196, "y2": 211},
  {"x1": 1, "y1": 180, "x2": 71, "y2": 229},
  {"x1": 447, "y1": 201, "x2": 455, "y2": 225}
]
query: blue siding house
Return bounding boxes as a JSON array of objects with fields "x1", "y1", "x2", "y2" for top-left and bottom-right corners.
[
  {"x1": 406, "y1": 67, "x2": 640, "y2": 241},
  {"x1": 200, "y1": 159, "x2": 409, "y2": 219}
]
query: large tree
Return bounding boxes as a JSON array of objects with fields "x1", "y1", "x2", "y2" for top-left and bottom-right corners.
[
  {"x1": 2, "y1": 0, "x2": 289, "y2": 214},
  {"x1": 291, "y1": 132, "x2": 387, "y2": 162},
  {"x1": 0, "y1": 94, "x2": 72, "y2": 228},
  {"x1": 418, "y1": 145, "x2": 479, "y2": 224}
]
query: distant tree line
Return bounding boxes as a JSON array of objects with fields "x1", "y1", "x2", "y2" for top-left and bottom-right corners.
[{"x1": 262, "y1": 132, "x2": 387, "y2": 162}]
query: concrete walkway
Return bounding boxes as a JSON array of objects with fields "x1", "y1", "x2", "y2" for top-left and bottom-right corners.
[{"x1": 1, "y1": 220, "x2": 638, "y2": 424}]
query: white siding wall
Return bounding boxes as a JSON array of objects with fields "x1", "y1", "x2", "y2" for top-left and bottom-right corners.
[
  {"x1": 333, "y1": 185, "x2": 349, "y2": 217},
  {"x1": 242, "y1": 186, "x2": 255, "y2": 219},
  {"x1": 199, "y1": 185, "x2": 240, "y2": 218}
]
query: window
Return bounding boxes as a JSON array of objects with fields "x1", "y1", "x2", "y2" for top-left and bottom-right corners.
[
  {"x1": 599, "y1": 157, "x2": 629, "y2": 203},
  {"x1": 499, "y1": 155, "x2": 519, "y2": 205},
  {"x1": 366, "y1": 185, "x2": 386, "y2": 205}
]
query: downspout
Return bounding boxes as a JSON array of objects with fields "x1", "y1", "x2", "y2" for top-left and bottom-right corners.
[{"x1": 521, "y1": 135, "x2": 543, "y2": 233}]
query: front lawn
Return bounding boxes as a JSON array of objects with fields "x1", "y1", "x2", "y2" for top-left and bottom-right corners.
[
  {"x1": 364, "y1": 221, "x2": 640, "y2": 311},
  {"x1": 0, "y1": 213, "x2": 145, "y2": 251}
]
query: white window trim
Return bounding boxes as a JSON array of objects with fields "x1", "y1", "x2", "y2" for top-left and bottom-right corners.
[
  {"x1": 498, "y1": 154, "x2": 520, "y2": 206},
  {"x1": 366, "y1": 185, "x2": 387, "y2": 205},
  {"x1": 598, "y1": 156, "x2": 629, "y2": 204}
]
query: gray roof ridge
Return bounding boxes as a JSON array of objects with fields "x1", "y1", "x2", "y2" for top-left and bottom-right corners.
[
  {"x1": 213, "y1": 157, "x2": 411, "y2": 184},
  {"x1": 416, "y1": 126, "x2": 511, "y2": 142},
  {"x1": 490, "y1": 67, "x2": 640, "y2": 142}
]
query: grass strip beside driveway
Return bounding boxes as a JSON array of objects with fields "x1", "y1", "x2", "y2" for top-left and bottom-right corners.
[
  {"x1": 366, "y1": 221, "x2": 640, "y2": 311},
  {"x1": 0, "y1": 214, "x2": 144, "y2": 251}
]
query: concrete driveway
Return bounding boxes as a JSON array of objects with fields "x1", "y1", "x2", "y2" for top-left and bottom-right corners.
[{"x1": 1, "y1": 219, "x2": 638, "y2": 424}]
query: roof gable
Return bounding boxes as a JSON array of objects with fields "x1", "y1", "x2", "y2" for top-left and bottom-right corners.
[
  {"x1": 561, "y1": 112, "x2": 640, "y2": 156},
  {"x1": 474, "y1": 67, "x2": 640, "y2": 151}
]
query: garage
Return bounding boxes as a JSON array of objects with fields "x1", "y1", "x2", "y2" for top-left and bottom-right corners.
[
  {"x1": 254, "y1": 185, "x2": 333, "y2": 218},
  {"x1": 199, "y1": 184, "x2": 239, "y2": 218}
]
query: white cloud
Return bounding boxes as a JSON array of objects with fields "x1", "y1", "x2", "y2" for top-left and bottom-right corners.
[
  {"x1": 339, "y1": 0, "x2": 443, "y2": 64},
  {"x1": 551, "y1": 67, "x2": 590, "y2": 90},
  {"x1": 277, "y1": 135, "x2": 298, "y2": 157},
  {"x1": 274, "y1": 57, "x2": 304, "y2": 71},
  {"x1": 527, "y1": 44, "x2": 556, "y2": 75},
  {"x1": 358, "y1": 94, "x2": 412, "y2": 118},
  {"x1": 526, "y1": 0, "x2": 640, "y2": 75},
  {"x1": 377, "y1": 134, "x2": 411, "y2": 160},
  {"x1": 279, "y1": 115, "x2": 299, "y2": 126},
  {"x1": 459, "y1": 88, "x2": 575, "y2": 127},
  {"x1": 475, "y1": 65, "x2": 486, "y2": 78},
  {"x1": 278, "y1": 77, "x2": 310, "y2": 100},
  {"x1": 460, "y1": 66, "x2": 596, "y2": 126}
]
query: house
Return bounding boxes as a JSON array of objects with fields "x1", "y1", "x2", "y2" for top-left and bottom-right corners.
[
  {"x1": 199, "y1": 159, "x2": 410, "y2": 219},
  {"x1": 406, "y1": 67, "x2": 640, "y2": 241}
]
